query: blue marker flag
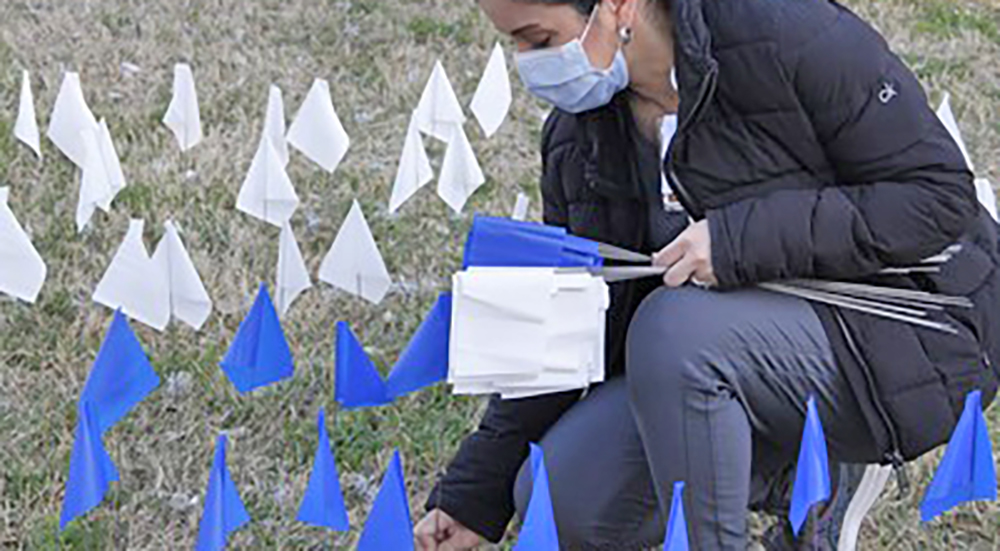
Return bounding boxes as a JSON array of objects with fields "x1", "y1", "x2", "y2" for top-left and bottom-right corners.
[
  {"x1": 515, "y1": 444, "x2": 559, "y2": 550},
  {"x1": 386, "y1": 293, "x2": 452, "y2": 399},
  {"x1": 789, "y1": 396, "x2": 831, "y2": 535},
  {"x1": 357, "y1": 450, "x2": 414, "y2": 551},
  {"x1": 335, "y1": 321, "x2": 391, "y2": 409},
  {"x1": 220, "y1": 283, "x2": 295, "y2": 393},
  {"x1": 80, "y1": 310, "x2": 160, "y2": 433},
  {"x1": 297, "y1": 408, "x2": 350, "y2": 531},
  {"x1": 920, "y1": 390, "x2": 998, "y2": 521},
  {"x1": 663, "y1": 481, "x2": 689, "y2": 551},
  {"x1": 463, "y1": 215, "x2": 602, "y2": 269},
  {"x1": 60, "y1": 402, "x2": 119, "y2": 530},
  {"x1": 196, "y1": 434, "x2": 250, "y2": 551}
]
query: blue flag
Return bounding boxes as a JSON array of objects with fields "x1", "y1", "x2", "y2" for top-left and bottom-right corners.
[
  {"x1": 196, "y1": 434, "x2": 250, "y2": 551},
  {"x1": 515, "y1": 444, "x2": 560, "y2": 550},
  {"x1": 357, "y1": 450, "x2": 414, "y2": 551},
  {"x1": 220, "y1": 283, "x2": 295, "y2": 393},
  {"x1": 80, "y1": 310, "x2": 160, "y2": 433},
  {"x1": 297, "y1": 408, "x2": 350, "y2": 531},
  {"x1": 386, "y1": 293, "x2": 452, "y2": 399},
  {"x1": 60, "y1": 402, "x2": 119, "y2": 530},
  {"x1": 663, "y1": 481, "x2": 689, "y2": 551},
  {"x1": 335, "y1": 321, "x2": 391, "y2": 409},
  {"x1": 789, "y1": 396, "x2": 831, "y2": 535},
  {"x1": 463, "y1": 216, "x2": 602, "y2": 269},
  {"x1": 920, "y1": 390, "x2": 998, "y2": 521}
]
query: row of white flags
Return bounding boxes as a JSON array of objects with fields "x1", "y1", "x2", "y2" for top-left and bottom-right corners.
[
  {"x1": 449, "y1": 267, "x2": 610, "y2": 400},
  {"x1": 11, "y1": 44, "x2": 513, "y2": 233}
]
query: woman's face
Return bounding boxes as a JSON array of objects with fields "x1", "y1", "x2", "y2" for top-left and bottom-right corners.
[{"x1": 479, "y1": 0, "x2": 620, "y2": 69}]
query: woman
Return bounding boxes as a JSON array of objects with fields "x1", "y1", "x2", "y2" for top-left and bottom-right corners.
[{"x1": 416, "y1": 0, "x2": 1000, "y2": 549}]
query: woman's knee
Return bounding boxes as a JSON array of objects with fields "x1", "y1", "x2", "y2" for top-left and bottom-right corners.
[{"x1": 625, "y1": 287, "x2": 708, "y2": 392}]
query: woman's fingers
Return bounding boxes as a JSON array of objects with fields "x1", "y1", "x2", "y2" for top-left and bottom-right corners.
[
  {"x1": 654, "y1": 238, "x2": 687, "y2": 268},
  {"x1": 664, "y1": 254, "x2": 697, "y2": 287}
]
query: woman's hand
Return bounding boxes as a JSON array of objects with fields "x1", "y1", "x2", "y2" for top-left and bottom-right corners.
[
  {"x1": 414, "y1": 509, "x2": 484, "y2": 551},
  {"x1": 653, "y1": 220, "x2": 717, "y2": 288}
]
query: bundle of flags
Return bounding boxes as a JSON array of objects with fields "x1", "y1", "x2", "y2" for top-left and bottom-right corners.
[
  {"x1": 463, "y1": 215, "x2": 603, "y2": 269},
  {"x1": 449, "y1": 267, "x2": 608, "y2": 399}
]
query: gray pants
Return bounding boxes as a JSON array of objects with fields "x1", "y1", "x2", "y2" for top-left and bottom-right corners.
[{"x1": 514, "y1": 287, "x2": 882, "y2": 550}]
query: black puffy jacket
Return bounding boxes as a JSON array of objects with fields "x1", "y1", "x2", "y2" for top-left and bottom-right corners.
[{"x1": 429, "y1": 0, "x2": 1000, "y2": 542}]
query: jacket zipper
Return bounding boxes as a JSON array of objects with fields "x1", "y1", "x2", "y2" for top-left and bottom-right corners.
[
  {"x1": 666, "y1": 64, "x2": 719, "y2": 220},
  {"x1": 833, "y1": 308, "x2": 911, "y2": 497}
]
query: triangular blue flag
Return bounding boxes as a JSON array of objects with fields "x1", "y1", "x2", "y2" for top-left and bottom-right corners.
[
  {"x1": 335, "y1": 321, "x2": 391, "y2": 409},
  {"x1": 357, "y1": 450, "x2": 414, "y2": 551},
  {"x1": 60, "y1": 402, "x2": 119, "y2": 530},
  {"x1": 196, "y1": 434, "x2": 250, "y2": 551},
  {"x1": 663, "y1": 481, "x2": 689, "y2": 551},
  {"x1": 297, "y1": 408, "x2": 350, "y2": 531},
  {"x1": 386, "y1": 293, "x2": 452, "y2": 399},
  {"x1": 220, "y1": 283, "x2": 295, "y2": 393},
  {"x1": 920, "y1": 390, "x2": 998, "y2": 521},
  {"x1": 80, "y1": 310, "x2": 160, "y2": 433},
  {"x1": 514, "y1": 444, "x2": 559, "y2": 550},
  {"x1": 789, "y1": 396, "x2": 831, "y2": 535}
]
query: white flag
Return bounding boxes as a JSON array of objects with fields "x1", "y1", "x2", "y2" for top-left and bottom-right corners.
[
  {"x1": 14, "y1": 70, "x2": 41, "y2": 158},
  {"x1": 318, "y1": 200, "x2": 392, "y2": 305},
  {"x1": 936, "y1": 93, "x2": 973, "y2": 171},
  {"x1": 0, "y1": 188, "x2": 46, "y2": 303},
  {"x1": 263, "y1": 85, "x2": 290, "y2": 166},
  {"x1": 286, "y1": 79, "x2": 350, "y2": 173},
  {"x1": 388, "y1": 115, "x2": 434, "y2": 214},
  {"x1": 76, "y1": 127, "x2": 113, "y2": 232},
  {"x1": 437, "y1": 124, "x2": 485, "y2": 213},
  {"x1": 276, "y1": 222, "x2": 312, "y2": 317},
  {"x1": 151, "y1": 220, "x2": 213, "y2": 330},
  {"x1": 237, "y1": 135, "x2": 300, "y2": 227},
  {"x1": 93, "y1": 220, "x2": 171, "y2": 331},
  {"x1": 163, "y1": 63, "x2": 203, "y2": 151},
  {"x1": 47, "y1": 72, "x2": 99, "y2": 168},
  {"x1": 95, "y1": 119, "x2": 127, "y2": 210},
  {"x1": 470, "y1": 43, "x2": 512, "y2": 139},
  {"x1": 414, "y1": 61, "x2": 466, "y2": 143}
]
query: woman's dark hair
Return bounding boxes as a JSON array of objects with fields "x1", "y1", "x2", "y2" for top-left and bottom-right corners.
[{"x1": 518, "y1": 0, "x2": 670, "y2": 16}]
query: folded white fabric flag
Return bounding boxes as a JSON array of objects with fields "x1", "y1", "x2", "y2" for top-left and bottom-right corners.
[
  {"x1": 286, "y1": 79, "x2": 350, "y2": 173},
  {"x1": 14, "y1": 70, "x2": 41, "y2": 158},
  {"x1": 93, "y1": 220, "x2": 171, "y2": 331},
  {"x1": 75, "y1": 121, "x2": 127, "y2": 232},
  {"x1": 163, "y1": 63, "x2": 203, "y2": 151},
  {"x1": 276, "y1": 221, "x2": 312, "y2": 317},
  {"x1": 388, "y1": 115, "x2": 434, "y2": 214},
  {"x1": 263, "y1": 84, "x2": 290, "y2": 166},
  {"x1": 237, "y1": 135, "x2": 300, "y2": 227},
  {"x1": 151, "y1": 220, "x2": 213, "y2": 330},
  {"x1": 470, "y1": 43, "x2": 512, "y2": 139},
  {"x1": 414, "y1": 61, "x2": 466, "y2": 143},
  {"x1": 449, "y1": 267, "x2": 609, "y2": 399},
  {"x1": 437, "y1": 124, "x2": 485, "y2": 213},
  {"x1": 318, "y1": 200, "x2": 392, "y2": 305},
  {"x1": 48, "y1": 72, "x2": 99, "y2": 168},
  {"x1": 936, "y1": 93, "x2": 973, "y2": 171},
  {"x1": 0, "y1": 188, "x2": 47, "y2": 303}
]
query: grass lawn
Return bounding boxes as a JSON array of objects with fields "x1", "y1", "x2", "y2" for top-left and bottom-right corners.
[{"x1": 1, "y1": 0, "x2": 998, "y2": 548}]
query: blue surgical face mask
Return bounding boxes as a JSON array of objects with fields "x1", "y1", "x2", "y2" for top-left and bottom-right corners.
[{"x1": 514, "y1": 11, "x2": 629, "y2": 114}]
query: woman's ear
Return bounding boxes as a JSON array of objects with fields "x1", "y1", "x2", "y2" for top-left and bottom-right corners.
[{"x1": 614, "y1": 0, "x2": 641, "y2": 37}]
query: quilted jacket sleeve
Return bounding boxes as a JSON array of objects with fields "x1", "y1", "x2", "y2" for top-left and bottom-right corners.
[
  {"x1": 426, "y1": 111, "x2": 582, "y2": 543},
  {"x1": 708, "y1": 8, "x2": 977, "y2": 288}
]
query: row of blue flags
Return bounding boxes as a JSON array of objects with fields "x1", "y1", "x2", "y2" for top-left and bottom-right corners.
[{"x1": 59, "y1": 293, "x2": 1000, "y2": 547}]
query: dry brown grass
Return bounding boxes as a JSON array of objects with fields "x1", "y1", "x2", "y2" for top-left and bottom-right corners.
[{"x1": 0, "y1": 0, "x2": 998, "y2": 549}]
